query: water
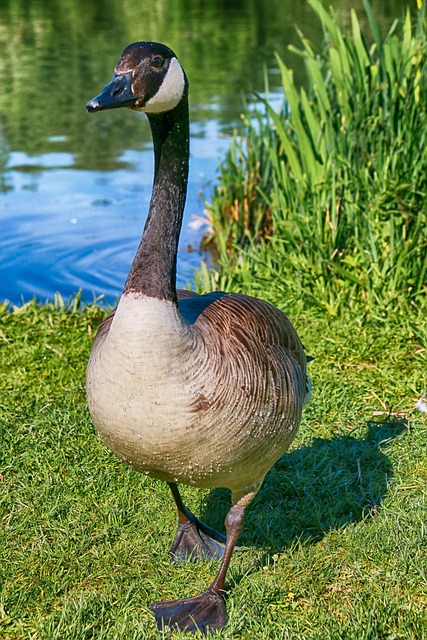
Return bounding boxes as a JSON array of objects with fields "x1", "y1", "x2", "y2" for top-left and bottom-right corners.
[
  {"x1": 1, "y1": 127, "x2": 229, "y2": 305},
  {"x1": 0, "y1": 0, "x2": 405, "y2": 306}
]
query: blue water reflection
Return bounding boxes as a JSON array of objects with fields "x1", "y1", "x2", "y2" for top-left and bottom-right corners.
[
  {"x1": 1, "y1": 122, "x2": 229, "y2": 306},
  {"x1": 0, "y1": 0, "x2": 405, "y2": 306}
]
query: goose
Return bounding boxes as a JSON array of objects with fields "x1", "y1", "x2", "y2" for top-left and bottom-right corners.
[{"x1": 86, "y1": 41, "x2": 311, "y2": 635}]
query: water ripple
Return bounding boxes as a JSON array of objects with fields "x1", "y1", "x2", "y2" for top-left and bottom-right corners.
[{"x1": 0, "y1": 139, "x2": 226, "y2": 306}]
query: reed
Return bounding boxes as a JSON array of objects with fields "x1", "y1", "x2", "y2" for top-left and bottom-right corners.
[{"x1": 203, "y1": 0, "x2": 427, "y2": 316}]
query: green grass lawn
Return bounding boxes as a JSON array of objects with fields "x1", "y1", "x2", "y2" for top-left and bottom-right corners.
[
  {"x1": 1, "y1": 7, "x2": 427, "y2": 637},
  {"x1": 1, "y1": 298, "x2": 426, "y2": 639}
]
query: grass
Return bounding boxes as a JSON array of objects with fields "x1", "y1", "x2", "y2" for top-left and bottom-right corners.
[
  {"x1": 203, "y1": 0, "x2": 427, "y2": 317},
  {"x1": 1, "y1": 2, "x2": 427, "y2": 637},
  {"x1": 1, "y1": 296, "x2": 426, "y2": 639}
]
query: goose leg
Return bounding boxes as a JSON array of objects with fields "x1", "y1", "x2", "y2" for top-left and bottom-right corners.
[
  {"x1": 168, "y1": 482, "x2": 226, "y2": 562},
  {"x1": 150, "y1": 502, "x2": 245, "y2": 635}
]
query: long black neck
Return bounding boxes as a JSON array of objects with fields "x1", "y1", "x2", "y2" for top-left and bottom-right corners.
[{"x1": 123, "y1": 90, "x2": 189, "y2": 303}]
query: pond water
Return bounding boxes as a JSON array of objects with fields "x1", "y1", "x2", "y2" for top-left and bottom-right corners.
[{"x1": 0, "y1": 0, "x2": 406, "y2": 306}]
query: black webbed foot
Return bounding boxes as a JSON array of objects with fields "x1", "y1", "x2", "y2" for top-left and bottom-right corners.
[
  {"x1": 150, "y1": 588, "x2": 227, "y2": 635},
  {"x1": 170, "y1": 515, "x2": 226, "y2": 562},
  {"x1": 163, "y1": 487, "x2": 248, "y2": 636}
]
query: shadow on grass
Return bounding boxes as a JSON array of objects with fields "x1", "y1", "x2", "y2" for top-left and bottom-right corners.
[{"x1": 199, "y1": 420, "x2": 407, "y2": 553}]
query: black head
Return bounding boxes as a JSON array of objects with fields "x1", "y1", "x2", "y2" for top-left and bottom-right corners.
[{"x1": 86, "y1": 42, "x2": 187, "y2": 114}]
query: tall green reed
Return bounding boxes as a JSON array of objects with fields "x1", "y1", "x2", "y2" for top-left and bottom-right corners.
[{"x1": 202, "y1": 0, "x2": 427, "y2": 316}]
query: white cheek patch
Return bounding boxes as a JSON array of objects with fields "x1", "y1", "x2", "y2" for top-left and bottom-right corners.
[{"x1": 144, "y1": 57, "x2": 186, "y2": 113}]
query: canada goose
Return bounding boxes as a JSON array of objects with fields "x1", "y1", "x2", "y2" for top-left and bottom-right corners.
[{"x1": 86, "y1": 41, "x2": 311, "y2": 634}]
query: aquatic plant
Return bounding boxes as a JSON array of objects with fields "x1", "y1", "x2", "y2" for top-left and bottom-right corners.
[{"x1": 203, "y1": 0, "x2": 427, "y2": 316}]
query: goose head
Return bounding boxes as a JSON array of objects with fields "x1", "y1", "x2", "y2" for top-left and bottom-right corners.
[{"x1": 86, "y1": 41, "x2": 187, "y2": 114}]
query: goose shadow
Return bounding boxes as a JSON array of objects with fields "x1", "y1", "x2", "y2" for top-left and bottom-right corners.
[{"x1": 199, "y1": 419, "x2": 407, "y2": 556}]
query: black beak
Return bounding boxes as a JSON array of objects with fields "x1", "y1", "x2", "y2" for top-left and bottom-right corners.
[{"x1": 86, "y1": 71, "x2": 137, "y2": 113}]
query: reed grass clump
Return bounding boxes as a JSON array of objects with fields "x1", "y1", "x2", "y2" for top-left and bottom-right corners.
[{"x1": 203, "y1": 0, "x2": 427, "y2": 316}]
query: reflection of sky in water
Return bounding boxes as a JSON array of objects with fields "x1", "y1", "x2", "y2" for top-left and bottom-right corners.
[
  {"x1": 0, "y1": 118, "x2": 231, "y2": 306},
  {"x1": 0, "y1": 0, "x2": 404, "y2": 307}
]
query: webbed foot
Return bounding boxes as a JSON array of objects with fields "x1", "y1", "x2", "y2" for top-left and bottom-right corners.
[
  {"x1": 170, "y1": 515, "x2": 226, "y2": 562},
  {"x1": 150, "y1": 587, "x2": 227, "y2": 635}
]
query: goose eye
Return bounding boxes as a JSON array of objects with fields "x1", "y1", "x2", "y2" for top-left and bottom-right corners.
[{"x1": 151, "y1": 55, "x2": 165, "y2": 68}]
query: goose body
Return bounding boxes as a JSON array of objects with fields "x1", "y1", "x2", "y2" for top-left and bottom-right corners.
[
  {"x1": 87, "y1": 291, "x2": 307, "y2": 500},
  {"x1": 86, "y1": 41, "x2": 310, "y2": 634}
]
